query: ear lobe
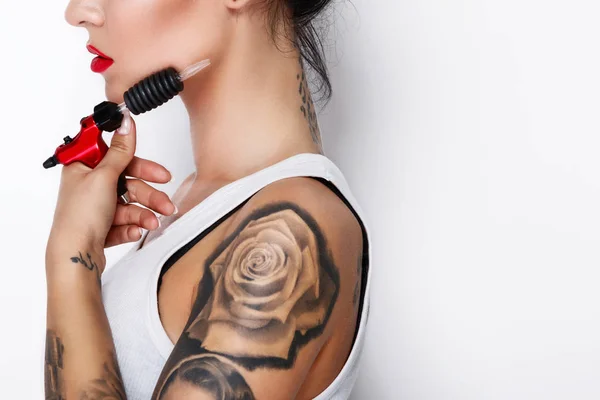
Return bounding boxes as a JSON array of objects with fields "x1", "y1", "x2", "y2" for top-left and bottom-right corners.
[{"x1": 225, "y1": 0, "x2": 251, "y2": 11}]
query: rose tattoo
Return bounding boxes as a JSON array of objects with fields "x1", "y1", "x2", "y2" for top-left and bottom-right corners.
[{"x1": 186, "y1": 202, "x2": 339, "y2": 363}]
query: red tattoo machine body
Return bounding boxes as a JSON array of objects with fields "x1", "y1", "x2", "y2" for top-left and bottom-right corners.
[{"x1": 43, "y1": 101, "x2": 128, "y2": 202}]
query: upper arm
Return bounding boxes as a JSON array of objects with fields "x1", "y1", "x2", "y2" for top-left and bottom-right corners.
[{"x1": 151, "y1": 178, "x2": 363, "y2": 400}]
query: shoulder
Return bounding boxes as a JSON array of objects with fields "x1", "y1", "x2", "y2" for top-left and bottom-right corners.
[
  {"x1": 228, "y1": 176, "x2": 364, "y2": 260},
  {"x1": 218, "y1": 176, "x2": 365, "y2": 339}
]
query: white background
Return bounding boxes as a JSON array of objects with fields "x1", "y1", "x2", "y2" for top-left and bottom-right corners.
[{"x1": 2, "y1": 0, "x2": 600, "y2": 398}]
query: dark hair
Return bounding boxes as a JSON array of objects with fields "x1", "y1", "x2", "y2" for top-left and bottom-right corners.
[{"x1": 267, "y1": 0, "x2": 334, "y2": 103}]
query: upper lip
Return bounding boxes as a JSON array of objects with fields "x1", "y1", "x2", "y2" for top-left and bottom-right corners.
[{"x1": 86, "y1": 44, "x2": 113, "y2": 60}]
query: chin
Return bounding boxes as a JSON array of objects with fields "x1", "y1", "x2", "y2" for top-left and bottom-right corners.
[{"x1": 105, "y1": 84, "x2": 125, "y2": 105}]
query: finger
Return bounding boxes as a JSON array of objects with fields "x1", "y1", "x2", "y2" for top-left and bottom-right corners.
[
  {"x1": 124, "y1": 156, "x2": 171, "y2": 183},
  {"x1": 97, "y1": 109, "x2": 136, "y2": 177},
  {"x1": 105, "y1": 225, "x2": 144, "y2": 248},
  {"x1": 125, "y1": 179, "x2": 177, "y2": 217},
  {"x1": 113, "y1": 203, "x2": 161, "y2": 231}
]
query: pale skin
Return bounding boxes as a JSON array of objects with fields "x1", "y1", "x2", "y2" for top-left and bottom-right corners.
[{"x1": 45, "y1": 0, "x2": 361, "y2": 398}]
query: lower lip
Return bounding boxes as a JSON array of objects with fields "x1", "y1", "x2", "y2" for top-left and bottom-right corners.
[{"x1": 91, "y1": 56, "x2": 114, "y2": 73}]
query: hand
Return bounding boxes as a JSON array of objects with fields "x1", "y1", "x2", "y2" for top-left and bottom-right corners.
[
  {"x1": 106, "y1": 155, "x2": 177, "y2": 248},
  {"x1": 45, "y1": 110, "x2": 176, "y2": 270}
]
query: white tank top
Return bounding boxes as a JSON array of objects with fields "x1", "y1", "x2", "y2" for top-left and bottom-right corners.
[{"x1": 101, "y1": 153, "x2": 372, "y2": 399}]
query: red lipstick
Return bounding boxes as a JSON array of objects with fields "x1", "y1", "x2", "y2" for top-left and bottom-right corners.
[{"x1": 87, "y1": 44, "x2": 114, "y2": 73}]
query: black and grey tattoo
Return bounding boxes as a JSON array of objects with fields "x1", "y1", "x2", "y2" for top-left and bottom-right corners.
[
  {"x1": 45, "y1": 329, "x2": 65, "y2": 400},
  {"x1": 159, "y1": 355, "x2": 254, "y2": 400},
  {"x1": 79, "y1": 352, "x2": 126, "y2": 400},
  {"x1": 45, "y1": 329, "x2": 125, "y2": 399},
  {"x1": 153, "y1": 202, "x2": 340, "y2": 398},
  {"x1": 71, "y1": 251, "x2": 101, "y2": 286},
  {"x1": 297, "y1": 61, "x2": 323, "y2": 152}
]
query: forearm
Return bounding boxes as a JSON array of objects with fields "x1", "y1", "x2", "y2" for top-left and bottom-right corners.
[{"x1": 45, "y1": 246, "x2": 126, "y2": 399}]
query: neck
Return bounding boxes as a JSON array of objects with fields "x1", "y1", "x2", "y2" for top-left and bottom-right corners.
[{"x1": 179, "y1": 22, "x2": 323, "y2": 183}]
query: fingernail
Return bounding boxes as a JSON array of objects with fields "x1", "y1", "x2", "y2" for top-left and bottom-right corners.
[
  {"x1": 116, "y1": 110, "x2": 131, "y2": 135},
  {"x1": 157, "y1": 218, "x2": 162, "y2": 228},
  {"x1": 173, "y1": 205, "x2": 179, "y2": 215},
  {"x1": 138, "y1": 227, "x2": 144, "y2": 237}
]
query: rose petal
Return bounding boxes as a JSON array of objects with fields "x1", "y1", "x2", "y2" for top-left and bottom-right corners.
[
  {"x1": 208, "y1": 278, "x2": 272, "y2": 329},
  {"x1": 256, "y1": 227, "x2": 299, "y2": 257},
  {"x1": 243, "y1": 214, "x2": 298, "y2": 248},
  {"x1": 187, "y1": 299, "x2": 214, "y2": 341},
  {"x1": 225, "y1": 227, "x2": 303, "y2": 311},
  {"x1": 231, "y1": 246, "x2": 303, "y2": 317},
  {"x1": 242, "y1": 248, "x2": 274, "y2": 277},
  {"x1": 234, "y1": 245, "x2": 286, "y2": 298},
  {"x1": 223, "y1": 237, "x2": 257, "y2": 299},
  {"x1": 272, "y1": 246, "x2": 319, "y2": 319},
  {"x1": 229, "y1": 301, "x2": 280, "y2": 329},
  {"x1": 208, "y1": 239, "x2": 237, "y2": 281},
  {"x1": 237, "y1": 272, "x2": 287, "y2": 298},
  {"x1": 294, "y1": 253, "x2": 337, "y2": 331},
  {"x1": 278, "y1": 210, "x2": 313, "y2": 249},
  {"x1": 258, "y1": 243, "x2": 302, "y2": 311},
  {"x1": 229, "y1": 245, "x2": 317, "y2": 325},
  {"x1": 238, "y1": 243, "x2": 279, "y2": 278},
  {"x1": 201, "y1": 318, "x2": 297, "y2": 359}
]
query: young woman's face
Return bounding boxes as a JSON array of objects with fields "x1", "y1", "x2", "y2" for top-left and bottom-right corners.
[{"x1": 64, "y1": 0, "x2": 230, "y2": 102}]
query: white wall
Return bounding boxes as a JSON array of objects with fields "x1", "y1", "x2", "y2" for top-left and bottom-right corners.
[
  {"x1": 322, "y1": 1, "x2": 600, "y2": 399},
  {"x1": 2, "y1": 0, "x2": 600, "y2": 398}
]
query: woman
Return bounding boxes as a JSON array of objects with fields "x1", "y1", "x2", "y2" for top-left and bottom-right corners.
[{"x1": 45, "y1": 0, "x2": 371, "y2": 398}]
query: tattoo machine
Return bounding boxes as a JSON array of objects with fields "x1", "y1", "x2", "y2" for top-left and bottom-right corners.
[{"x1": 42, "y1": 59, "x2": 211, "y2": 204}]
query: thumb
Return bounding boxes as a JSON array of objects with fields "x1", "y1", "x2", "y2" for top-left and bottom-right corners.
[{"x1": 98, "y1": 109, "x2": 136, "y2": 175}]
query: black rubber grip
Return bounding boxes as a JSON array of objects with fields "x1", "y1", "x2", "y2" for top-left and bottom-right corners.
[{"x1": 123, "y1": 67, "x2": 183, "y2": 115}]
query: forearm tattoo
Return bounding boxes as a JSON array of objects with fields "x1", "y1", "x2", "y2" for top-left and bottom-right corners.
[
  {"x1": 45, "y1": 329, "x2": 126, "y2": 400},
  {"x1": 70, "y1": 251, "x2": 101, "y2": 286},
  {"x1": 153, "y1": 202, "x2": 340, "y2": 399},
  {"x1": 47, "y1": 251, "x2": 122, "y2": 399},
  {"x1": 79, "y1": 352, "x2": 126, "y2": 400},
  {"x1": 297, "y1": 60, "x2": 324, "y2": 152},
  {"x1": 45, "y1": 330, "x2": 65, "y2": 400}
]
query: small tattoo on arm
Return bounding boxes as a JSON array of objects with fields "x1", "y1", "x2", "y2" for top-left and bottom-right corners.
[
  {"x1": 71, "y1": 251, "x2": 101, "y2": 286},
  {"x1": 45, "y1": 330, "x2": 65, "y2": 400},
  {"x1": 79, "y1": 352, "x2": 126, "y2": 400}
]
